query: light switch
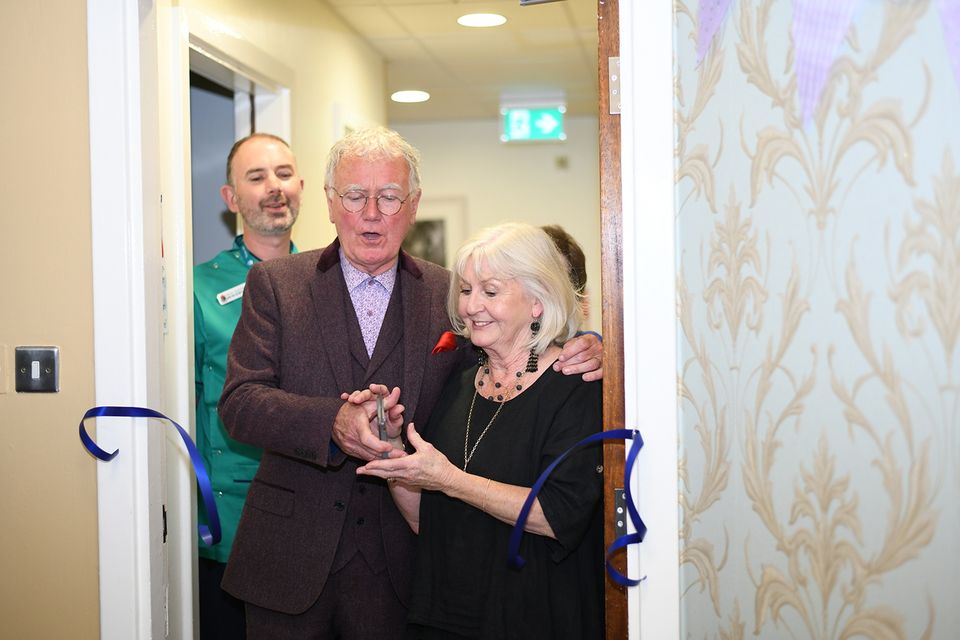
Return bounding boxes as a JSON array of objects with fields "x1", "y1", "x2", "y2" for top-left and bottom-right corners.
[{"x1": 15, "y1": 346, "x2": 59, "y2": 393}]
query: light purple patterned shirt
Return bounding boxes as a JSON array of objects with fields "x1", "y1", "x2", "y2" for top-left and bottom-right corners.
[{"x1": 340, "y1": 252, "x2": 397, "y2": 357}]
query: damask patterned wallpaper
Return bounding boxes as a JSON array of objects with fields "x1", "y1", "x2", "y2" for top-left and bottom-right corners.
[{"x1": 675, "y1": 1, "x2": 959, "y2": 637}]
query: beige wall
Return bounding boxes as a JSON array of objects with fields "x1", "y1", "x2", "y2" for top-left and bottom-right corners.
[
  {"x1": 185, "y1": 0, "x2": 388, "y2": 250},
  {"x1": 0, "y1": 1, "x2": 99, "y2": 638},
  {"x1": 0, "y1": 1, "x2": 386, "y2": 637},
  {"x1": 676, "y1": 2, "x2": 960, "y2": 637},
  {"x1": 393, "y1": 117, "x2": 601, "y2": 332}
]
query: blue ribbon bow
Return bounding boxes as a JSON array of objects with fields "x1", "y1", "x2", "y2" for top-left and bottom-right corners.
[
  {"x1": 508, "y1": 428, "x2": 646, "y2": 586},
  {"x1": 78, "y1": 406, "x2": 222, "y2": 546}
]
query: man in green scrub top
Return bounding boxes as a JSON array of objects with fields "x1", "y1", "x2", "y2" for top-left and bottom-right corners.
[{"x1": 193, "y1": 132, "x2": 304, "y2": 639}]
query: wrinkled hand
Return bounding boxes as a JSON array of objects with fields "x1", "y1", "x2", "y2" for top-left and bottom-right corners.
[
  {"x1": 333, "y1": 384, "x2": 405, "y2": 461},
  {"x1": 553, "y1": 332, "x2": 603, "y2": 382},
  {"x1": 356, "y1": 423, "x2": 459, "y2": 492},
  {"x1": 341, "y1": 383, "x2": 405, "y2": 438}
]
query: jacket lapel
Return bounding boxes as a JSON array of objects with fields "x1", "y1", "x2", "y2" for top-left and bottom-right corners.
[
  {"x1": 311, "y1": 242, "x2": 356, "y2": 396},
  {"x1": 398, "y1": 257, "x2": 433, "y2": 421}
]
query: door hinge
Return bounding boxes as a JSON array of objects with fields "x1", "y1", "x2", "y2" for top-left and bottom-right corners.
[
  {"x1": 613, "y1": 488, "x2": 626, "y2": 536},
  {"x1": 162, "y1": 504, "x2": 168, "y2": 544},
  {"x1": 609, "y1": 57, "x2": 621, "y2": 115}
]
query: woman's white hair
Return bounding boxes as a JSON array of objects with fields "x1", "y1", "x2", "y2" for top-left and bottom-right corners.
[{"x1": 448, "y1": 222, "x2": 582, "y2": 354}]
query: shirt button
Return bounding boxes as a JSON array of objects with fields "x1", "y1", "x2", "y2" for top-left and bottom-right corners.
[
  {"x1": 356, "y1": 517, "x2": 365, "y2": 526},
  {"x1": 334, "y1": 501, "x2": 345, "y2": 511},
  {"x1": 367, "y1": 310, "x2": 373, "y2": 316},
  {"x1": 217, "y1": 491, "x2": 223, "y2": 497}
]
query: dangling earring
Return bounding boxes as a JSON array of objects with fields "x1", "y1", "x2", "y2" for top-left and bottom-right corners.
[{"x1": 526, "y1": 320, "x2": 541, "y2": 373}]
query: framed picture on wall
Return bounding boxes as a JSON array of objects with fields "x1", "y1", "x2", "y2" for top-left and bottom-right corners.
[
  {"x1": 403, "y1": 196, "x2": 467, "y2": 268},
  {"x1": 403, "y1": 219, "x2": 446, "y2": 266}
]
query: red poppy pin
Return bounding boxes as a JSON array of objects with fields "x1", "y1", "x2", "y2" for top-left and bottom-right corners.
[{"x1": 431, "y1": 331, "x2": 458, "y2": 354}]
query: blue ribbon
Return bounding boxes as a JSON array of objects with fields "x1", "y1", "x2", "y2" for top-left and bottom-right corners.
[
  {"x1": 508, "y1": 428, "x2": 646, "y2": 587},
  {"x1": 78, "y1": 406, "x2": 222, "y2": 546}
]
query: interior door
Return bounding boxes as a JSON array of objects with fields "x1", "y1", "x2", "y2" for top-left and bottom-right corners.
[{"x1": 189, "y1": 73, "x2": 238, "y2": 266}]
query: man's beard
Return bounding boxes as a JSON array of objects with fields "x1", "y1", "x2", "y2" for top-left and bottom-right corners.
[{"x1": 240, "y1": 201, "x2": 299, "y2": 235}]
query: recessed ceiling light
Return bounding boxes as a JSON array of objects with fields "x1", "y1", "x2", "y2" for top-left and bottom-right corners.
[
  {"x1": 391, "y1": 90, "x2": 430, "y2": 104},
  {"x1": 457, "y1": 13, "x2": 507, "y2": 28}
]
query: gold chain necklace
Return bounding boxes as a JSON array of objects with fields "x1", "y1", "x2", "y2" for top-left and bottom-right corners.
[{"x1": 463, "y1": 389, "x2": 505, "y2": 470}]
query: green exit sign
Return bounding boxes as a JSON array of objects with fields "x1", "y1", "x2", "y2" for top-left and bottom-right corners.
[{"x1": 501, "y1": 107, "x2": 566, "y2": 142}]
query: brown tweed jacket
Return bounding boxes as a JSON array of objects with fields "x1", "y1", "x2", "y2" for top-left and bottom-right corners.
[{"x1": 218, "y1": 240, "x2": 465, "y2": 614}]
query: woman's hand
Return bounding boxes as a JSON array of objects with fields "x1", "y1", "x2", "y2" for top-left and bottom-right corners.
[
  {"x1": 360, "y1": 423, "x2": 556, "y2": 538},
  {"x1": 356, "y1": 423, "x2": 459, "y2": 492}
]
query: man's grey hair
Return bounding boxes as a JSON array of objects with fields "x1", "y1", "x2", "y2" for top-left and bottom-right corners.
[{"x1": 324, "y1": 126, "x2": 422, "y2": 195}]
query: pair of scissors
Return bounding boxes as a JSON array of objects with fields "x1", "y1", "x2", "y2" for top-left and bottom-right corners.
[{"x1": 376, "y1": 393, "x2": 389, "y2": 459}]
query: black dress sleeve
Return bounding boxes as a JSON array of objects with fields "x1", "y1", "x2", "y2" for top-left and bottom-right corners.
[{"x1": 531, "y1": 375, "x2": 604, "y2": 562}]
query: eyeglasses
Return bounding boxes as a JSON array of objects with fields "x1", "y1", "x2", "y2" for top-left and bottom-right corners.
[{"x1": 328, "y1": 187, "x2": 408, "y2": 216}]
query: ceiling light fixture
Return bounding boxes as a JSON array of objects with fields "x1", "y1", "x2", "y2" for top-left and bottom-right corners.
[
  {"x1": 391, "y1": 90, "x2": 431, "y2": 104},
  {"x1": 457, "y1": 13, "x2": 507, "y2": 28}
]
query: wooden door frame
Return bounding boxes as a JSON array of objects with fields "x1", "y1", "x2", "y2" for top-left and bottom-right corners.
[
  {"x1": 600, "y1": 3, "x2": 681, "y2": 637},
  {"x1": 598, "y1": 1, "x2": 627, "y2": 637}
]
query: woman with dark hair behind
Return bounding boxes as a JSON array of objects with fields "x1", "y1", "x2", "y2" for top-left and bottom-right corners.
[
  {"x1": 541, "y1": 224, "x2": 591, "y2": 324},
  {"x1": 540, "y1": 224, "x2": 586, "y2": 295}
]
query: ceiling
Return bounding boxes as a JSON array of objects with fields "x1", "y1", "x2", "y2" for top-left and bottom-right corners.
[{"x1": 323, "y1": 0, "x2": 600, "y2": 124}]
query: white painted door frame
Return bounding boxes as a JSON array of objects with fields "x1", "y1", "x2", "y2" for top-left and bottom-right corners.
[
  {"x1": 88, "y1": 2, "x2": 292, "y2": 636},
  {"x1": 87, "y1": 1, "x2": 166, "y2": 637},
  {"x1": 186, "y1": 8, "x2": 293, "y2": 140},
  {"x1": 620, "y1": 2, "x2": 681, "y2": 639},
  {"x1": 159, "y1": 6, "x2": 197, "y2": 638}
]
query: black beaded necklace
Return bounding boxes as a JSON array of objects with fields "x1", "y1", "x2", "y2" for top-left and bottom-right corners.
[
  {"x1": 478, "y1": 365, "x2": 525, "y2": 401},
  {"x1": 463, "y1": 358, "x2": 530, "y2": 470}
]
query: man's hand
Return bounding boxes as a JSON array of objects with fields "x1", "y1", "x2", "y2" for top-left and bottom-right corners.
[
  {"x1": 554, "y1": 332, "x2": 603, "y2": 382},
  {"x1": 333, "y1": 384, "x2": 405, "y2": 461}
]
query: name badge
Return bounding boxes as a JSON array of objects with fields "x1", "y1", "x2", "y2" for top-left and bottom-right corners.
[{"x1": 217, "y1": 283, "x2": 245, "y2": 305}]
